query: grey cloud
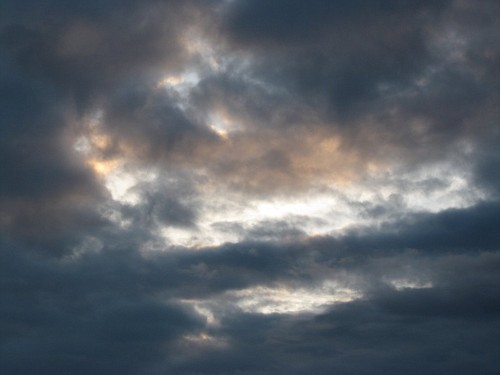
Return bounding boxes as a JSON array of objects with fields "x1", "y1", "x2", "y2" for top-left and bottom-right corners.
[
  {"x1": 474, "y1": 134, "x2": 500, "y2": 197},
  {"x1": 0, "y1": 57, "x2": 93, "y2": 198},
  {"x1": 215, "y1": 0, "x2": 500, "y2": 175},
  {"x1": 2, "y1": 199, "x2": 500, "y2": 373},
  {"x1": 243, "y1": 219, "x2": 307, "y2": 242},
  {"x1": 1, "y1": 0, "x2": 500, "y2": 374},
  {"x1": 307, "y1": 200, "x2": 500, "y2": 261},
  {"x1": 169, "y1": 251, "x2": 500, "y2": 375},
  {"x1": 0, "y1": 248, "x2": 203, "y2": 375},
  {"x1": 120, "y1": 176, "x2": 199, "y2": 229},
  {"x1": 0, "y1": 0, "x2": 212, "y2": 101},
  {"x1": 190, "y1": 72, "x2": 305, "y2": 131},
  {"x1": 100, "y1": 83, "x2": 218, "y2": 162},
  {"x1": 221, "y1": 0, "x2": 449, "y2": 117},
  {"x1": 0, "y1": 56, "x2": 108, "y2": 254},
  {"x1": 168, "y1": 260, "x2": 500, "y2": 375},
  {"x1": 366, "y1": 201, "x2": 500, "y2": 252}
]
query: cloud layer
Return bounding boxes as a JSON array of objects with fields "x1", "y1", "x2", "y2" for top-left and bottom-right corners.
[{"x1": 1, "y1": 0, "x2": 500, "y2": 374}]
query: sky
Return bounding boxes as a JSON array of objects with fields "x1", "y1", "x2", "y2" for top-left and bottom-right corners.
[{"x1": 1, "y1": 0, "x2": 499, "y2": 374}]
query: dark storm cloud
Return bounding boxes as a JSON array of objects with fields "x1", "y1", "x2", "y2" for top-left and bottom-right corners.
[
  {"x1": 221, "y1": 0, "x2": 449, "y2": 117},
  {"x1": 183, "y1": 310, "x2": 499, "y2": 375},
  {"x1": 0, "y1": 58, "x2": 86, "y2": 198},
  {"x1": 0, "y1": 244, "x2": 204, "y2": 375},
  {"x1": 2, "y1": 201, "x2": 500, "y2": 373},
  {"x1": 473, "y1": 129, "x2": 500, "y2": 197},
  {"x1": 0, "y1": 235, "x2": 306, "y2": 374},
  {"x1": 215, "y1": 0, "x2": 500, "y2": 170},
  {"x1": 167, "y1": 250, "x2": 500, "y2": 375},
  {"x1": 0, "y1": 54, "x2": 108, "y2": 254},
  {"x1": 335, "y1": 200, "x2": 500, "y2": 254},
  {"x1": 0, "y1": 0, "x2": 214, "y2": 100}
]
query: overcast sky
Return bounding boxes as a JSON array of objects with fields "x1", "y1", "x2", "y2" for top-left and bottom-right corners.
[{"x1": 1, "y1": 1, "x2": 500, "y2": 374}]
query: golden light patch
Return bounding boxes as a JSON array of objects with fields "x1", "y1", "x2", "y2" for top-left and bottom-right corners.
[
  {"x1": 73, "y1": 114, "x2": 119, "y2": 176},
  {"x1": 73, "y1": 116, "x2": 145, "y2": 204},
  {"x1": 90, "y1": 133, "x2": 111, "y2": 150},
  {"x1": 88, "y1": 159, "x2": 119, "y2": 175}
]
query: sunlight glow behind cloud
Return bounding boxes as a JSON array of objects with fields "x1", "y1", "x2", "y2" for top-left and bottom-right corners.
[{"x1": 2, "y1": 0, "x2": 499, "y2": 373}]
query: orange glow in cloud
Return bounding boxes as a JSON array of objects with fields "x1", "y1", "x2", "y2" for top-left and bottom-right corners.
[{"x1": 88, "y1": 159, "x2": 119, "y2": 175}]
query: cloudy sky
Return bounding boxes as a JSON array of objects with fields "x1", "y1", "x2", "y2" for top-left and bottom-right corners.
[{"x1": 1, "y1": 0, "x2": 500, "y2": 373}]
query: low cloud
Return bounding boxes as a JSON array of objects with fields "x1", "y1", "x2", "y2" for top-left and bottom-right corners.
[{"x1": 1, "y1": 0, "x2": 499, "y2": 374}]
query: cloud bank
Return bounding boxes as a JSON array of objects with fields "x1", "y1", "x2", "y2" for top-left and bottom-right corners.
[{"x1": 1, "y1": 0, "x2": 499, "y2": 374}]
